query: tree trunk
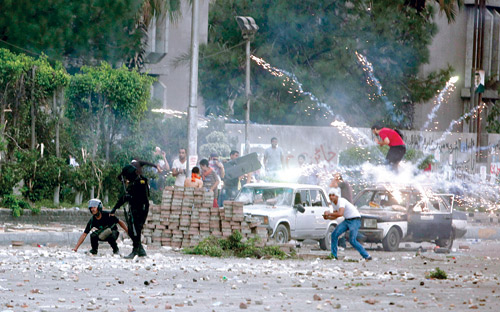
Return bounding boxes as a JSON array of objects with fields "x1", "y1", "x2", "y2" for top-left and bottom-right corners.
[
  {"x1": 30, "y1": 66, "x2": 36, "y2": 150},
  {"x1": 53, "y1": 185, "x2": 60, "y2": 206}
]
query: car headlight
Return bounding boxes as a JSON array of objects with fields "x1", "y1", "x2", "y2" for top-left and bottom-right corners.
[
  {"x1": 362, "y1": 218, "x2": 377, "y2": 229},
  {"x1": 254, "y1": 215, "x2": 269, "y2": 225}
]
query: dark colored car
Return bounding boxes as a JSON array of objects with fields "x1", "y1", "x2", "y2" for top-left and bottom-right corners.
[{"x1": 353, "y1": 185, "x2": 467, "y2": 251}]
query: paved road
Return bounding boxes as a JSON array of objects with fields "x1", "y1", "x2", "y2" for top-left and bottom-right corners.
[{"x1": 1, "y1": 239, "x2": 499, "y2": 312}]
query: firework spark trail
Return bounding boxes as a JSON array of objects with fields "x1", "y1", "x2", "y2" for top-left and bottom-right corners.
[
  {"x1": 425, "y1": 102, "x2": 487, "y2": 153},
  {"x1": 251, "y1": 55, "x2": 375, "y2": 147},
  {"x1": 421, "y1": 76, "x2": 459, "y2": 131},
  {"x1": 250, "y1": 55, "x2": 336, "y2": 118},
  {"x1": 355, "y1": 51, "x2": 403, "y2": 124}
]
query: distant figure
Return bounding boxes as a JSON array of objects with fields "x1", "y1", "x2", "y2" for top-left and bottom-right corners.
[
  {"x1": 209, "y1": 152, "x2": 225, "y2": 206},
  {"x1": 172, "y1": 148, "x2": 188, "y2": 187},
  {"x1": 264, "y1": 137, "x2": 285, "y2": 179},
  {"x1": 68, "y1": 155, "x2": 79, "y2": 167},
  {"x1": 221, "y1": 150, "x2": 242, "y2": 203},
  {"x1": 184, "y1": 166, "x2": 203, "y2": 189},
  {"x1": 200, "y1": 159, "x2": 220, "y2": 207},
  {"x1": 329, "y1": 172, "x2": 353, "y2": 203},
  {"x1": 371, "y1": 125, "x2": 406, "y2": 171},
  {"x1": 297, "y1": 154, "x2": 318, "y2": 185},
  {"x1": 151, "y1": 146, "x2": 169, "y2": 190}
]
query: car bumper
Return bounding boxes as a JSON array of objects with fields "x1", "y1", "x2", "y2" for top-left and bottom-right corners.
[{"x1": 358, "y1": 228, "x2": 384, "y2": 242}]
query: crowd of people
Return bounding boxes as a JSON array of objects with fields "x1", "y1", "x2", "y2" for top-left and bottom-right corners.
[{"x1": 71, "y1": 125, "x2": 403, "y2": 260}]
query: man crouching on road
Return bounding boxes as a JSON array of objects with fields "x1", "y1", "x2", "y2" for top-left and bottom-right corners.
[
  {"x1": 323, "y1": 188, "x2": 372, "y2": 261},
  {"x1": 73, "y1": 199, "x2": 128, "y2": 255}
]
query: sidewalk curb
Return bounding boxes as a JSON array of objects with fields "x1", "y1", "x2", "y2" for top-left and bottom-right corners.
[{"x1": 0, "y1": 232, "x2": 83, "y2": 246}]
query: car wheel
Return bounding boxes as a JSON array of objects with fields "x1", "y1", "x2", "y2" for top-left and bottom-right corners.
[
  {"x1": 319, "y1": 225, "x2": 335, "y2": 251},
  {"x1": 436, "y1": 230, "x2": 455, "y2": 249},
  {"x1": 273, "y1": 224, "x2": 290, "y2": 244},
  {"x1": 382, "y1": 227, "x2": 401, "y2": 251}
]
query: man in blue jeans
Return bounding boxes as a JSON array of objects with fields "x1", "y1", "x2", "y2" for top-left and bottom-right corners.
[{"x1": 323, "y1": 188, "x2": 372, "y2": 260}]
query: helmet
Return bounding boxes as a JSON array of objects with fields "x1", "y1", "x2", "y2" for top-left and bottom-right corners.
[
  {"x1": 119, "y1": 164, "x2": 138, "y2": 181},
  {"x1": 88, "y1": 198, "x2": 103, "y2": 213}
]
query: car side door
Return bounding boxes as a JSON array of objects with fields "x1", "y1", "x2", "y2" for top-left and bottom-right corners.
[
  {"x1": 293, "y1": 189, "x2": 316, "y2": 239},
  {"x1": 407, "y1": 194, "x2": 453, "y2": 242},
  {"x1": 309, "y1": 189, "x2": 331, "y2": 236}
]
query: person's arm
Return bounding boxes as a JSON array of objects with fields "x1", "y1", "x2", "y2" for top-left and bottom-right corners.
[
  {"x1": 110, "y1": 195, "x2": 127, "y2": 215},
  {"x1": 117, "y1": 219, "x2": 128, "y2": 234},
  {"x1": 323, "y1": 207, "x2": 345, "y2": 220},
  {"x1": 280, "y1": 150, "x2": 285, "y2": 169},
  {"x1": 210, "y1": 173, "x2": 219, "y2": 192},
  {"x1": 73, "y1": 232, "x2": 88, "y2": 252},
  {"x1": 162, "y1": 152, "x2": 170, "y2": 171},
  {"x1": 218, "y1": 162, "x2": 225, "y2": 179}
]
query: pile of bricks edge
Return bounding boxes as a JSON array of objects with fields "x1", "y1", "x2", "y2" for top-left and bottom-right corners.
[{"x1": 142, "y1": 186, "x2": 270, "y2": 249}]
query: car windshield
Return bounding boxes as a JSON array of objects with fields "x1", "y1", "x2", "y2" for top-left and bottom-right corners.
[
  {"x1": 235, "y1": 187, "x2": 293, "y2": 206},
  {"x1": 355, "y1": 190, "x2": 408, "y2": 212}
]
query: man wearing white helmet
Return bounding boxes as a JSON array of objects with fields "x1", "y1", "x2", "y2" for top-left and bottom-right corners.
[
  {"x1": 73, "y1": 199, "x2": 128, "y2": 255},
  {"x1": 323, "y1": 188, "x2": 372, "y2": 261}
]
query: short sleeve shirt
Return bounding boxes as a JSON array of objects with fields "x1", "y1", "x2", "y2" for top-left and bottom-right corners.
[
  {"x1": 264, "y1": 146, "x2": 284, "y2": 171},
  {"x1": 84, "y1": 211, "x2": 119, "y2": 234},
  {"x1": 172, "y1": 158, "x2": 187, "y2": 186},
  {"x1": 379, "y1": 128, "x2": 405, "y2": 146},
  {"x1": 332, "y1": 197, "x2": 360, "y2": 220},
  {"x1": 203, "y1": 170, "x2": 218, "y2": 191}
]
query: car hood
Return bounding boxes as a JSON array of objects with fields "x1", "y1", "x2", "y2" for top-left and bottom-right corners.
[
  {"x1": 243, "y1": 204, "x2": 292, "y2": 217},
  {"x1": 359, "y1": 208, "x2": 407, "y2": 222}
]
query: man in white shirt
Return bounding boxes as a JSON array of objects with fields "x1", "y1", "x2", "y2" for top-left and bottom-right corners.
[
  {"x1": 323, "y1": 188, "x2": 372, "y2": 260},
  {"x1": 264, "y1": 137, "x2": 284, "y2": 178},
  {"x1": 171, "y1": 148, "x2": 187, "y2": 187}
]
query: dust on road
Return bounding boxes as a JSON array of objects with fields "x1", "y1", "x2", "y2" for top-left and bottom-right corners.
[{"x1": 1, "y1": 239, "x2": 499, "y2": 311}]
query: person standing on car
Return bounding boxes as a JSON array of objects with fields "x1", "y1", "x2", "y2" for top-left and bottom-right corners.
[
  {"x1": 371, "y1": 125, "x2": 406, "y2": 171},
  {"x1": 323, "y1": 188, "x2": 372, "y2": 261}
]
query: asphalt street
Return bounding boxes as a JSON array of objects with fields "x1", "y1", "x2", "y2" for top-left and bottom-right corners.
[{"x1": 1, "y1": 239, "x2": 499, "y2": 312}]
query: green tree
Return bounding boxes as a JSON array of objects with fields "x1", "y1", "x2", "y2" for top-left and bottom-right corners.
[{"x1": 199, "y1": 0, "x2": 453, "y2": 128}]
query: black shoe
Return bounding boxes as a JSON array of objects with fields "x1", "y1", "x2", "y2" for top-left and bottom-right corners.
[
  {"x1": 89, "y1": 249, "x2": 98, "y2": 255},
  {"x1": 365, "y1": 256, "x2": 372, "y2": 261},
  {"x1": 112, "y1": 248, "x2": 120, "y2": 255},
  {"x1": 124, "y1": 249, "x2": 137, "y2": 259},
  {"x1": 137, "y1": 245, "x2": 147, "y2": 257}
]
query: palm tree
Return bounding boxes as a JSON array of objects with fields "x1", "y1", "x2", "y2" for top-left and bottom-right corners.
[
  {"x1": 406, "y1": 0, "x2": 465, "y2": 23},
  {"x1": 128, "y1": 0, "x2": 184, "y2": 68}
]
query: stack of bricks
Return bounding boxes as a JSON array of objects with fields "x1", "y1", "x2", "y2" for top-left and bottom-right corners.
[{"x1": 142, "y1": 186, "x2": 269, "y2": 248}]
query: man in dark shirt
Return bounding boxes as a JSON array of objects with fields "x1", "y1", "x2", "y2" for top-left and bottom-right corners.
[
  {"x1": 111, "y1": 160, "x2": 157, "y2": 259},
  {"x1": 73, "y1": 199, "x2": 128, "y2": 255}
]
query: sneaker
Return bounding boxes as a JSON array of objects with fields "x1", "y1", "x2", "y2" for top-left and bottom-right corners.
[
  {"x1": 327, "y1": 254, "x2": 338, "y2": 260},
  {"x1": 364, "y1": 256, "x2": 372, "y2": 261},
  {"x1": 89, "y1": 249, "x2": 98, "y2": 255},
  {"x1": 112, "y1": 248, "x2": 120, "y2": 255}
]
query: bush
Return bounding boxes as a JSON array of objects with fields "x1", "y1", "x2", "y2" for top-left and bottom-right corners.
[
  {"x1": 184, "y1": 231, "x2": 289, "y2": 259},
  {"x1": 427, "y1": 267, "x2": 447, "y2": 279},
  {"x1": 1, "y1": 194, "x2": 33, "y2": 217}
]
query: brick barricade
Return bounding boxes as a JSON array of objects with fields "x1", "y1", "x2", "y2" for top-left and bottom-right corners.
[{"x1": 143, "y1": 186, "x2": 269, "y2": 248}]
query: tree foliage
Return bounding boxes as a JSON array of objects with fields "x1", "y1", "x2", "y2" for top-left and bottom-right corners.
[{"x1": 199, "y1": 0, "x2": 454, "y2": 128}]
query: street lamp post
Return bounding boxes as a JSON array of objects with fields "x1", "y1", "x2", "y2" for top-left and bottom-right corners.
[{"x1": 235, "y1": 16, "x2": 259, "y2": 155}]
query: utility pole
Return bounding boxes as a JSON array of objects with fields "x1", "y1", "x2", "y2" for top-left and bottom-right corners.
[
  {"x1": 187, "y1": 0, "x2": 200, "y2": 172},
  {"x1": 235, "y1": 16, "x2": 259, "y2": 155},
  {"x1": 472, "y1": 0, "x2": 486, "y2": 162}
]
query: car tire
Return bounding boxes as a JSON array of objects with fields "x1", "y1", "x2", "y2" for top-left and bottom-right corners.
[
  {"x1": 319, "y1": 225, "x2": 335, "y2": 251},
  {"x1": 382, "y1": 227, "x2": 401, "y2": 251},
  {"x1": 436, "y1": 230, "x2": 455, "y2": 249},
  {"x1": 273, "y1": 224, "x2": 290, "y2": 244}
]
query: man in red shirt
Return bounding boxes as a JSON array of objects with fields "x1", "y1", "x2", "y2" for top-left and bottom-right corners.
[{"x1": 371, "y1": 125, "x2": 406, "y2": 171}]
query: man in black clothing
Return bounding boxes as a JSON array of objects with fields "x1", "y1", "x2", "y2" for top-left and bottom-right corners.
[
  {"x1": 111, "y1": 160, "x2": 158, "y2": 259},
  {"x1": 73, "y1": 199, "x2": 128, "y2": 255}
]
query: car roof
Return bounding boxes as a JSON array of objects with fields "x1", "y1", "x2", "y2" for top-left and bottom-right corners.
[{"x1": 243, "y1": 182, "x2": 326, "y2": 191}]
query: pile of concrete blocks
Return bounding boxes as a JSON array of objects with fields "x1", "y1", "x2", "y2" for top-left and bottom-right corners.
[{"x1": 143, "y1": 186, "x2": 269, "y2": 248}]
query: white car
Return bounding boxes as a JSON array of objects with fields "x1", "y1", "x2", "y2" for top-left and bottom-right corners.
[
  {"x1": 236, "y1": 182, "x2": 340, "y2": 250},
  {"x1": 354, "y1": 185, "x2": 467, "y2": 251}
]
